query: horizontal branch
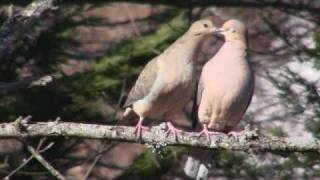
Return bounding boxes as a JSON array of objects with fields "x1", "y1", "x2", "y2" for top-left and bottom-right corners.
[
  {"x1": 0, "y1": 0, "x2": 58, "y2": 60},
  {"x1": 0, "y1": 73, "x2": 63, "y2": 95},
  {"x1": 1, "y1": 120, "x2": 320, "y2": 153}
]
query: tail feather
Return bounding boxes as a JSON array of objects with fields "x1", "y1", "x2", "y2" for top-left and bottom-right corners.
[
  {"x1": 184, "y1": 148, "x2": 212, "y2": 180},
  {"x1": 184, "y1": 155, "x2": 201, "y2": 178},
  {"x1": 185, "y1": 92, "x2": 212, "y2": 180},
  {"x1": 197, "y1": 163, "x2": 210, "y2": 180}
]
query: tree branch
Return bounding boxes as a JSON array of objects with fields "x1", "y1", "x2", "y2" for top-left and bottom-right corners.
[
  {"x1": 3, "y1": 137, "x2": 58, "y2": 180},
  {"x1": 27, "y1": 145, "x2": 65, "y2": 180},
  {"x1": 1, "y1": 120, "x2": 320, "y2": 153},
  {"x1": 0, "y1": 0, "x2": 58, "y2": 60},
  {"x1": 3, "y1": 155, "x2": 34, "y2": 180},
  {"x1": 0, "y1": 73, "x2": 63, "y2": 95}
]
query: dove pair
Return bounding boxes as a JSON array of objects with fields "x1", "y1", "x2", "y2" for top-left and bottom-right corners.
[
  {"x1": 122, "y1": 19, "x2": 254, "y2": 139},
  {"x1": 122, "y1": 19, "x2": 254, "y2": 179}
]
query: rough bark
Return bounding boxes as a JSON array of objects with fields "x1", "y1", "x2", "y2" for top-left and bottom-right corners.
[{"x1": 1, "y1": 120, "x2": 319, "y2": 153}]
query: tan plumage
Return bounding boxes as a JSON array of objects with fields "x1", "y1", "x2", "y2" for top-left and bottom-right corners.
[
  {"x1": 184, "y1": 19, "x2": 254, "y2": 179},
  {"x1": 198, "y1": 20, "x2": 254, "y2": 133},
  {"x1": 123, "y1": 19, "x2": 217, "y2": 137}
]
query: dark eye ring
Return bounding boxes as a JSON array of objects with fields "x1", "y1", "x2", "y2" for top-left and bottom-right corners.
[{"x1": 203, "y1": 23, "x2": 208, "y2": 28}]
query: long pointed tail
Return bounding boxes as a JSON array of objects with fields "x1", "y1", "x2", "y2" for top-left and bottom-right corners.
[
  {"x1": 184, "y1": 154, "x2": 201, "y2": 178},
  {"x1": 184, "y1": 148, "x2": 212, "y2": 180}
]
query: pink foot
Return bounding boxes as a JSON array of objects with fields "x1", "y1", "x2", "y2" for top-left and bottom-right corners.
[
  {"x1": 134, "y1": 118, "x2": 149, "y2": 138},
  {"x1": 198, "y1": 124, "x2": 215, "y2": 141},
  {"x1": 228, "y1": 131, "x2": 239, "y2": 140},
  {"x1": 166, "y1": 122, "x2": 182, "y2": 139}
]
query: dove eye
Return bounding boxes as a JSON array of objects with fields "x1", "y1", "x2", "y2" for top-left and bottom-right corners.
[
  {"x1": 225, "y1": 28, "x2": 236, "y2": 33},
  {"x1": 203, "y1": 23, "x2": 208, "y2": 28}
]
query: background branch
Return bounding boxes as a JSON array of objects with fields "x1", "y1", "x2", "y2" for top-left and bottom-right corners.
[
  {"x1": 27, "y1": 145, "x2": 65, "y2": 180},
  {"x1": 117, "y1": 0, "x2": 320, "y2": 13},
  {"x1": 3, "y1": 137, "x2": 58, "y2": 180},
  {"x1": 0, "y1": 0, "x2": 58, "y2": 60},
  {"x1": 0, "y1": 73, "x2": 63, "y2": 95}
]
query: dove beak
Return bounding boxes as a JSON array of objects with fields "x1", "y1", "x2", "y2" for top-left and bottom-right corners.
[{"x1": 213, "y1": 28, "x2": 224, "y2": 34}]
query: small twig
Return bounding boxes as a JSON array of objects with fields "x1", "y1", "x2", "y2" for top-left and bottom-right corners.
[
  {"x1": 27, "y1": 145, "x2": 65, "y2": 180},
  {"x1": 121, "y1": 4, "x2": 160, "y2": 55},
  {"x1": 3, "y1": 155, "x2": 34, "y2": 180},
  {"x1": 36, "y1": 137, "x2": 47, "y2": 151},
  {"x1": 39, "y1": 142, "x2": 54, "y2": 153},
  {"x1": 82, "y1": 140, "x2": 110, "y2": 180},
  {"x1": 82, "y1": 154, "x2": 102, "y2": 180},
  {"x1": 4, "y1": 137, "x2": 59, "y2": 180},
  {"x1": 122, "y1": 4, "x2": 141, "y2": 36}
]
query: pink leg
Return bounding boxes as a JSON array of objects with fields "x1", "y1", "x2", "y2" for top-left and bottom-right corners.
[
  {"x1": 166, "y1": 122, "x2": 182, "y2": 139},
  {"x1": 227, "y1": 131, "x2": 239, "y2": 140},
  {"x1": 134, "y1": 117, "x2": 149, "y2": 138},
  {"x1": 197, "y1": 124, "x2": 216, "y2": 141}
]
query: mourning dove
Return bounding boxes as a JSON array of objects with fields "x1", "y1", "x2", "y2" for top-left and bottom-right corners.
[
  {"x1": 123, "y1": 19, "x2": 217, "y2": 138},
  {"x1": 184, "y1": 19, "x2": 254, "y2": 179}
]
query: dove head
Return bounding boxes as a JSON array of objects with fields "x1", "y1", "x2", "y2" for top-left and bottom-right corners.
[
  {"x1": 215, "y1": 19, "x2": 246, "y2": 42},
  {"x1": 188, "y1": 19, "x2": 216, "y2": 36}
]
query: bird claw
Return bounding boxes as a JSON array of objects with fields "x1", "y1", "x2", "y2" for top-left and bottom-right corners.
[
  {"x1": 165, "y1": 122, "x2": 182, "y2": 139},
  {"x1": 134, "y1": 121, "x2": 149, "y2": 138},
  {"x1": 228, "y1": 131, "x2": 239, "y2": 140},
  {"x1": 197, "y1": 125, "x2": 215, "y2": 141}
]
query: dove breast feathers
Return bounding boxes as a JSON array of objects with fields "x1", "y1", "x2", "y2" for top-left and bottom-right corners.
[{"x1": 198, "y1": 42, "x2": 254, "y2": 132}]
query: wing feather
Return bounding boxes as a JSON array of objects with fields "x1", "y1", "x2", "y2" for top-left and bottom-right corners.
[{"x1": 123, "y1": 57, "x2": 158, "y2": 107}]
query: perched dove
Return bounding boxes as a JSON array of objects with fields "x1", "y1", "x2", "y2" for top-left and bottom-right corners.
[
  {"x1": 123, "y1": 19, "x2": 217, "y2": 138},
  {"x1": 184, "y1": 19, "x2": 254, "y2": 179}
]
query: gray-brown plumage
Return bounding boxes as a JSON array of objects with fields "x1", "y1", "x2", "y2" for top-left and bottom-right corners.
[
  {"x1": 184, "y1": 19, "x2": 254, "y2": 179},
  {"x1": 123, "y1": 19, "x2": 216, "y2": 137},
  {"x1": 124, "y1": 58, "x2": 158, "y2": 108}
]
